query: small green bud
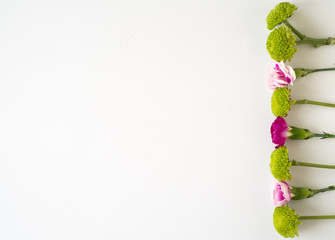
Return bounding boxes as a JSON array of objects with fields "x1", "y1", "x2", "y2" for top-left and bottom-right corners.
[
  {"x1": 266, "y1": 2, "x2": 298, "y2": 30},
  {"x1": 273, "y1": 206, "x2": 301, "y2": 238},
  {"x1": 267, "y1": 26, "x2": 297, "y2": 62},
  {"x1": 270, "y1": 146, "x2": 292, "y2": 181},
  {"x1": 271, "y1": 87, "x2": 294, "y2": 117}
]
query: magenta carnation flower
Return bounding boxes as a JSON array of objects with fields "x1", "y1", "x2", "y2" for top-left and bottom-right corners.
[
  {"x1": 271, "y1": 117, "x2": 290, "y2": 148},
  {"x1": 268, "y1": 61, "x2": 296, "y2": 90},
  {"x1": 273, "y1": 180, "x2": 291, "y2": 207},
  {"x1": 270, "y1": 117, "x2": 335, "y2": 147}
]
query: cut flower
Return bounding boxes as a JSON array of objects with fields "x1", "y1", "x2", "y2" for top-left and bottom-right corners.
[
  {"x1": 268, "y1": 61, "x2": 296, "y2": 90},
  {"x1": 274, "y1": 205, "x2": 335, "y2": 238},
  {"x1": 273, "y1": 180, "x2": 335, "y2": 207},
  {"x1": 266, "y1": 2, "x2": 335, "y2": 62},
  {"x1": 266, "y1": 2, "x2": 298, "y2": 30},
  {"x1": 271, "y1": 87, "x2": 293, "y2": 117},
  {"x1": 270, "y1": 146, "x2": 335, "y2": 181},
  {"x1": 273, "y1": 180, "x2": 291, "y2": 207},
  {"x1": 273, "y1": 205, "x2": 300, "y2": 238},
  {"x1": 267, "y1": 26, "x2": 297, "y2": 62},
  {"x1": 270, "y1": 117, "x2": 291, "y2": 148},
  {"x1": 271, "y1": 87, "x2": 335, "y2": 117},
  {"x1": 270, "y1": 117, "x2": 335, "y2": 148},
  {"x1": 268, "y1": 61, "x2": 335, "y2": 90}
]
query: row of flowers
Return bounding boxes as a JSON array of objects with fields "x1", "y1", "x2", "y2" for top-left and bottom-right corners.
[{"x1": 267, "y1": 2, "x2": 335, "y2": 238}]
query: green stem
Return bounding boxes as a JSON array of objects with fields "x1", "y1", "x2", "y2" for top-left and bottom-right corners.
[
  {"x1": 294, "y1": 68, "x2": 335, "y2": 78},
  {"x1": 293, "y1": 99, "x2": 335, "y2": 108},
  {"x1": 291, "y1": 160, "x2": 335, "y2": 169},
  {"x1": 283, "y1": 20, "x2": 306, "y2": 40},
  {"x1": 295, "y1": 37, "x2": 335, "y2": 48},
  {"x1": 299, "y1": 215, "x2": 335, "y2": 220},
  {"x1": 313, "y1": 185, "x2": 335, "y2": 194},
  {"x1": 282, "y1": 20, "x2": 335, "y2": 47},
  {"x1": 311, "y1": 68, "x2": 335, "y2": 73},
  {"x1": 312, "y1": 132, "x2": 335, "y2": 139}
]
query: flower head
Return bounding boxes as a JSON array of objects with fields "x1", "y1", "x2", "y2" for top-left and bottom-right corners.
[
  {"x1": 273, "y1": 205, "x2": 301, "y2": 238},
  {"x1": 267, "y1": 26, "x2": 297, "y2": 62},
  {"x1": 271, "y1": 117, "x2": 290, "y2": 148},
  {"x1": 271, "y1": 87, "x2": 294, "y2": 117},
  {"x1": 270, "y1": 146, "x2": 292, "y2": 181},
  {"x1": 266, "y1": 2, "x2": 298, "y2": 30},
  {"x1": 273, "y1": 180, "x2": 291, "y2": 207},
  {"x1": 268, "y1": 61, "x2": 296, "y2": 90}
]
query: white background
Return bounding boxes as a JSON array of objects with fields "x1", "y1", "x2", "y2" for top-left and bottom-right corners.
[{"x1": 1, "y1": 0, "x2": 335, "y2": 239}]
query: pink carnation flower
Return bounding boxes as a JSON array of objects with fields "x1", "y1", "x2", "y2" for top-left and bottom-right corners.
[
  {"x1": 273, "y1": 180, "x2": 291, "y2": 207},
  {"x1": 268, "y1": 61, "x2": 296, "y2": 90},
  {"x1": 271, "y1": 117, "x2": 291, "y2": 148}
]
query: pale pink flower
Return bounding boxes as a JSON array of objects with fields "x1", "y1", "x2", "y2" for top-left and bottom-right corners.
[
  {"x1": 268, "y1": 61, "x2": 296, "y2": 90},
  {"x1": 273, "y1": 180, "x2": 291, "y2": 207}
]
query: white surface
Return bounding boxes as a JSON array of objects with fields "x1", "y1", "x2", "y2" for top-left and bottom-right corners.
[{"x1": 1, "y1": 0, "x2": 335, "y2": 239}]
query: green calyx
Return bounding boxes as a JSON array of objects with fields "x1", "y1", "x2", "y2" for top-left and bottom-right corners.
[
  {"x1": 273, "y1": 206, "x2": 301, "y2": 238},
  {"x1": 270, "y1": 146, "x2": 292, "y2": 181},
  {"x1": 271, "y1": 87, "x2": 295, "y2": 117},
  {"x1": 293, "y1": 68, "x2": 314, "y2": 78},
  {"x1": 267, "y1": 2, "x2": 298, "y2": 30},
  {"x1": 291, "y1": 186, "x2": 335, "y2": 200},
  {"x1": 288, "y1": 126, "x2": 314, "y2": 140},
  {"x1": 290, "y1": 187, "x2": 315, "y2": 200},
  {"x1": 267, "y1": 26, "x2": 297, "y2": 62}
]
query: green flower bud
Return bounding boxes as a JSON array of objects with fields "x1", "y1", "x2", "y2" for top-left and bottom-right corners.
[
  {"x1": 266, "y1": 2, "x2": 298, "y2": 30},
  {"x1": 273, "y1": 206, "x2": 301, "y2": 238},
  {"x1": 270, "y1": 146, "x2": 292, "y2": 181},
  {"x1": 267, "y1": 26, "x2": 297, "y2": 62},
  {"x1": 271, "y1": 87, "x2": 295, "y2": 117}
]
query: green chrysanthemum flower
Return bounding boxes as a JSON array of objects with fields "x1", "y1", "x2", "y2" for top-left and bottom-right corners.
[
  {"x1": 273, "y1": 206, "x2": 301, "y2": 238},
  {"x1": 267, "y1": 26, "x2": 297, "y2": 62},
  {"x1": 271, "y1": 87, "x2": 295, "y2": 117},
  {"x1": 270, "y1": 146, "x2": 292, "y2": 181},
  {"x1": 266, "y1": 2, "x2": 298, "y2": 30}
]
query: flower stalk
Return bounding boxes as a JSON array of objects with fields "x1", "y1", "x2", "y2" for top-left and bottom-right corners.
[
  {"x1": 294, "y1": 67, "x2": 335, "y2": 78},
  {"x1": 291, "y1": 160, "x2": 335, "y2": 169},
  {"x1": 299, "y1": 215, "x2": 335, "y2": 220},
  {"x1": 294, "y1": 99, "x2": 335, "y2": 108},
  {"x1": 282, "y1": 19, "x2": 305, "y2": 40},
  {"x1": 295, "y1": 37, "x2": 335, "y2": 48}
]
